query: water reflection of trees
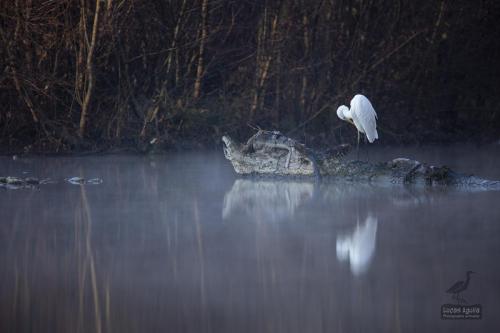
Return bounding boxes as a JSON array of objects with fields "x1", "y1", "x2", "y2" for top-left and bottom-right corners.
[
  {"x1": 0, "y1": 166, "x2": 110, "y2": 333},
  {"x1": 0, "y1": 157, "x2": 214, "y2": 332},
  {"x1": 1, "y1": 155, "x2": 487, "y2": 333}
]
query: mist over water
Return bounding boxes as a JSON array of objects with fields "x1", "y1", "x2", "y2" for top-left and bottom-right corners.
[{"x1": 1, "y1": 147, "x2": 500, "y2": 332}]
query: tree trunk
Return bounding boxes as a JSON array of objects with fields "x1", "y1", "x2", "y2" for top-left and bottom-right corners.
[
  {"x1": 79, "y1": 0, "x2": 102, "y2": 138},
  {"x1": 250, "y1": 9, "x2": 278, "y2": 121},
  {"x1": 193, "y1": 0, "x2": 209, "y2": 99}
]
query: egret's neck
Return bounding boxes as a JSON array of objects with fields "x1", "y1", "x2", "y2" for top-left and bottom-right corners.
[
  {"x1": 343, "y1": 108, "x2": 352, "y2": 119},
  {"x1": 343, "y1": 109, "x2": 355, "y2": 125}
]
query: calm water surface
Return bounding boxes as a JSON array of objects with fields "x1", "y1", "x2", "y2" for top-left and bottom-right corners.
[{"x1": 1, "y1": 146, "x2": 500, "y2": 332}]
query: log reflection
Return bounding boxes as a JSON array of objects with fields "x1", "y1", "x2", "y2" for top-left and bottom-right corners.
[{"x1": 222, "y1": 179, "x2": 315, "y2": 222}]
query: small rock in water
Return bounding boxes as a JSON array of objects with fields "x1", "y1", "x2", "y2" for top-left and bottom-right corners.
[
  {"x1": 66, "y1": 177, "x2": 103, "y2": 185},
  {"x1": 40, "y1": 178, "x2": 57, "y2": 185},
  {"x1": 25, "y1": 177, "x2": 40, "y2": 185},
  {"x1": 6, "y1": 177, "x2": 23, "y2": 185},
  {"x1": 1, "y1": 176, "x2": 52, "y2": 189},
  {"x1": 66, "y1": 177, "x2": 86, "y2": 185},
  {"x1": 0, "y1": 176, "x2": 39, "y2": 189},
  {"x1": 86, "y1": 178, "x2": 103, "y2": 185}
]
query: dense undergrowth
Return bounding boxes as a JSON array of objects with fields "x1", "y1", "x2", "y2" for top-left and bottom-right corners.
[{"x1": 1, "y1": 0, "x2": 499, "y2": 153}]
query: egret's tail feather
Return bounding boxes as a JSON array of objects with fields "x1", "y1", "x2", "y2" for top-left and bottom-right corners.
[{"x1": 366, "y1": 129, "x2": 378, "y2": 143}]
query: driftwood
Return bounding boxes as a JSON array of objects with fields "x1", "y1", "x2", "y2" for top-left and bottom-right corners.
[
  {"x1": 222, "y1": 130, "x2": 349, "y2": 178},
  {"x1": 222, "y1": 130, "x2": 500, "y2": 189}
]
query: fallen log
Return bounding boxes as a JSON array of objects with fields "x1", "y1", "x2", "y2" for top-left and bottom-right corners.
[{"x1": 222, "y1": 130, "x2": 500, "y2": 189}]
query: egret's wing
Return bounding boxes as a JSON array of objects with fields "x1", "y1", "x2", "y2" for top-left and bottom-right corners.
[{"x1": 350, "y1": 95, "x2": 378, "y2": 143}]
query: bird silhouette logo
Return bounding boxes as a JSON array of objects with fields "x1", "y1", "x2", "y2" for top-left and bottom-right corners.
[{"x1": 445, "y1": 271, "x2": 476, "y2": 304}]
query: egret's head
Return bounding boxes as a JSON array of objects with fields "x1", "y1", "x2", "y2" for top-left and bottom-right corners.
[{"x1": 336, "y1": 105, "x2": 349, "y2": 121}]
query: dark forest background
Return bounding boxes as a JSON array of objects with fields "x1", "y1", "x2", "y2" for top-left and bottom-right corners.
[{"x1": 1, "y1": 0, "x2": 500, "y2": 152}]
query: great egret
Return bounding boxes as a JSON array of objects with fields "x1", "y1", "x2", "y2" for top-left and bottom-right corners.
[{"x1": 336, "y1": 94, "x2": 378, "y2": 157}]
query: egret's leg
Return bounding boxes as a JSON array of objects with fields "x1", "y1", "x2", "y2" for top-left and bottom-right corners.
[
  {"x1": 364, "y1": 135, "x2": 369, "y2": 160},
  {"x1": 356, "y1": 131, "x2": 360, "y2": 160}
]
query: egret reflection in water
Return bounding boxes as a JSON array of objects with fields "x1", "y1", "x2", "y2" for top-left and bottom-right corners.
[{"x1": 336, "y1": 215, "x2": 378, "y2": 276}]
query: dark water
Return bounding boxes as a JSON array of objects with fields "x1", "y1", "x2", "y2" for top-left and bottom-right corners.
[{"x1": 1, "y1": 146, "x2": 500, "y2": 332}]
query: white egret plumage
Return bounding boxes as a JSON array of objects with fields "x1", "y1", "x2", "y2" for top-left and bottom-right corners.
[{"x1": 336, "y1": 94, "x2": 378, "y2": 156}]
